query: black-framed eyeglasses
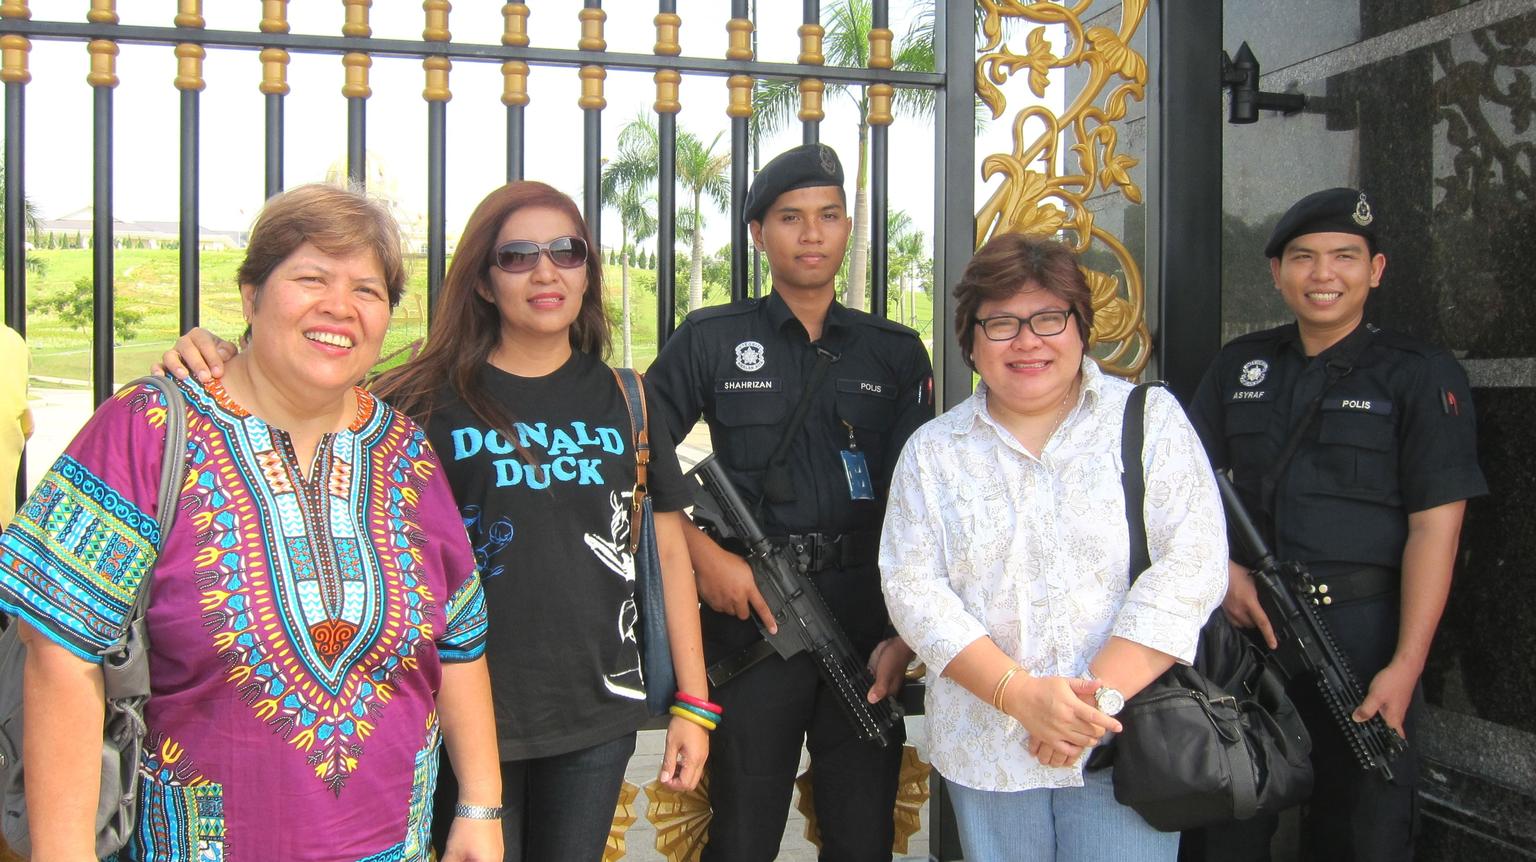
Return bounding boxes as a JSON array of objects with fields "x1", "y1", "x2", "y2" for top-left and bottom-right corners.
[
  {"x1": 492, "y1": 236, "x2": 590, "y2": 273},
  {"x1": 974, "y1": 308, "x2": 1075, "y2": 341}
]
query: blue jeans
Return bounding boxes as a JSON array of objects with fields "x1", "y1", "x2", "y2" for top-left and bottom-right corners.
[
  {"x1": 433, "y1": 731, "x2": 637, "y2": 862},
  {"x1": 946, "y1": 767, "x2": 1177, "y2": 862}
]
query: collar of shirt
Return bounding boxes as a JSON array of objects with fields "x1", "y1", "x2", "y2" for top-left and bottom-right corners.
[
  {"x1": 950, "y1": 356, "x2": 1108, "y2": 456},
  {"x1": 764, "y1": 289, "x2": 852, "y2": 347},
  {"x1": 1277, "y1": 318, "x2": 1376, "y2": 362}
]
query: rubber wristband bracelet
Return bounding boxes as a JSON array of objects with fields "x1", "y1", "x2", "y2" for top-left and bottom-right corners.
[
  {"x1": 672, "y1": 701, "x2": 722, "y2": 724},
  {"x1": 669, "y1": 704, "x2": 718, "y2": 731},
  {"x1": 454, "y1": 803, "x2": 505, "y2": 820},
  {"x1": 675, "y1": 692, "x2": 724, "y2": 715},
  {"x1": 992, "y1": 665, "x2": 1023, "y2": 711}
]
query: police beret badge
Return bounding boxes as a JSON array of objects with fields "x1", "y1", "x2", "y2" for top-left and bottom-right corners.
[
  {"x1": 1239, "y1": 359, "x2": 1268, "y2": 387},
  {"x1": 1352, "y1": 191, "x2": 1373, "y2": 226}
]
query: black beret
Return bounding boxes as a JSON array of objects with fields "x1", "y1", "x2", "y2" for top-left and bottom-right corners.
[
  {"x1": 742, "y1": 143, "x2": 845, "y2": 224},
  {"x1": 1264, "y1": 187, "x2": 1378, "y2": 258}
]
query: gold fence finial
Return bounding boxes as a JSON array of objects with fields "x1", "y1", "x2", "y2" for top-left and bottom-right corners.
[
  {"x1": 0, "y1": 2, "x2": 27, "y2": 86},
  {"x1": 174, "y1": 2, "x2": 205, "y2": 93},
  {"x1": 726, "y1": 17, "x2": 753, "y2": 119},
  {"x1": 798, "y1": 23, "x2": 825, "y2": 123},
  {"x1": 654, "y1": 12, "x2": 681, "y2": 56},
  {"x1": 174, "y1": 0, "x2": 203, "y2": 30},
  {"x1": 654, "y1": 11, "x2": 682, "y2": 114},
  {"x1": 86, "y1": 0, "x2": 118, "y2": 89},
  {"x1": 867, "y1": 26, "x2": 894, "y2": 126},
  {"x1": 502, "y1": 3, "x2": 529, "y2": 107},
  {"x1": 342, "y1": 0, "x2": 371, "y2": 99},
  {"x1": 423, "y1": 1, "x2": 451, "y2": 103},
  {"x1": 577, "y1": 7, "x2": 605, "y2": 111},
  {"x1": 258, "y1": 0, "x2": 289, "y2": 96}
]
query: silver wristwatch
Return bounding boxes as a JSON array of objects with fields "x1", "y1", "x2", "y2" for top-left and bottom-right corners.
[{"x1": 1082, "y1": 672, "x2": 1125, "y2": 716}]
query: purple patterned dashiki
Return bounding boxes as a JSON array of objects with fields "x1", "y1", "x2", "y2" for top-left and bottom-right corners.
[{"x1": 0, "y1": 378, "x2": 488, "y2": 862}]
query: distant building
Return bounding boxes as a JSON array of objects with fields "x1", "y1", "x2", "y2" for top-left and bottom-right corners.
[{"x1": 36, "y1": 207, "x2": 246, "y2": 250}]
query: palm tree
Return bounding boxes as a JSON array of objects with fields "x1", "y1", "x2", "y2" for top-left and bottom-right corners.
[
  {"x1": 602, "y1": 116, "x2": 662, "y2": 366},
  {"x1": 0, "y1": 155, "x2": 45, "y2": 277},
  {"x1": 886, "y1": 208, "x2": 927, "y2": 328},
  {"x1": 751, "y1": 0, "x2": 937, "y2": 312},
  {"x1": 675, "y1": 131, "x2": 730, "y2": 314}
]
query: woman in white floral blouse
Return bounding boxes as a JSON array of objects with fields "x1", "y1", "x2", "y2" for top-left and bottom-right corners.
[{"x1": 879, "y1": 233, "x2": 1228, "y2": 861}]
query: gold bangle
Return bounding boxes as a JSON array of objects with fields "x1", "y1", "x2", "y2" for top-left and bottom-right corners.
[
  {"x1": 992, "y1": 665, "x2": 1023, "y2": 711},
  {"x1": 669, "y1": 704, "x2": 717, "y2": 731}
]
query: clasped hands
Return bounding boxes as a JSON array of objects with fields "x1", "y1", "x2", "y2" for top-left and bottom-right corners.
[{"x1": 1003, "y1": 674, "x2": 1122, "y2": 769}]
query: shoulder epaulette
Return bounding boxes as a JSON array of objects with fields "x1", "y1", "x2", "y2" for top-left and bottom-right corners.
[
  {"x1": 1225, "y1": 325, "x2": 1288, "y2": 348},
  {"x1": 681, "y1": 298, "x2": 762, "y2": 325},
  {"x1": 1368, "y1": 327, "x2": 1441, "y2": 358},
  {"x1": 844, "y1": 306, "x2": 922, "y2": 339}
]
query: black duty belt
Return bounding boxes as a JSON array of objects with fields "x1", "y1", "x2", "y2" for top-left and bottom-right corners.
[
  {"x1": 775, "y1": 531, "x2": 878, "y2": 574},
  {"x1": 1302, "y1": 565, "x2": 1399, "y2": 606}
]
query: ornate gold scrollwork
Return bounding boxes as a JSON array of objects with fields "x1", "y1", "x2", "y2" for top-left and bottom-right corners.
[
  {"x1": 422, "y1": 0, "x2": 450, "y2": 103},
  {"x1": 173, "y1": 1, "x2": 205, "y2": 93},
  {"x1": 603, "y1": 780, "x2": 640, "y2": 862},
  {"x1": 725, "y1": 17, "x2": 753, "y2": 119},
  {"x1": 258, "y1": 0, "x2": 288, "y2": 96},
  {"x1": 646, "y1": 769, "x2": 711, "y2": 862},
  {"x1": 502, "y1": 3, "x2": 529, "y2": 107},
  {"x1": 87, "y1": 0, "x2": 118, "y2": 89},
  {"x1": 975, "y1": 0, "x2": 1151, "y2": 378},
  {"x1": 794, "y1": 745, "x2": 933, "y2": 855}
]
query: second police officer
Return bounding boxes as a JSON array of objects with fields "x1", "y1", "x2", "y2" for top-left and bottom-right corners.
[
  {"x1": 1186, "y1": 188, "x2": 1487, "y2": 861},
  {"x1": 646, "y1": 143, "x2": 934, "y2": 862}
]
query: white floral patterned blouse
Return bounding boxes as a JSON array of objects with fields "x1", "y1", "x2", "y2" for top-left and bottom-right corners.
[{"x1": 879, "y1": 358, "x2": 1228, "y2": 792}]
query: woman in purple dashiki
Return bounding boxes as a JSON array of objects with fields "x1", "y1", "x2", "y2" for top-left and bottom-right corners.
[{"x1": 0, "y1": 185, "x2": 502, "y2": 862}]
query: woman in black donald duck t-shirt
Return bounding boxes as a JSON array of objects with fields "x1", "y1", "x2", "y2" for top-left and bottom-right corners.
[{"x1": 161, "y1": 181, "x2": 710, "y2": 862}]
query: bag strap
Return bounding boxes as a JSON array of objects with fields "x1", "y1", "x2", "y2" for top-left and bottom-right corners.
[
  {"x1": 1121, "y1": 381, "x2": 1164, "y2": 586},
  {"x1": 758, "y1": 345, "x2": 840, "y2": 507},
  {"x1": 1257, "y1": 327, "x2": 1373, "y2": 515},
  {"x1": 119, "y1": 375, "x2": 190, "y2": 638},
  {"x1": 611, "y1": 368, "x2": 651, "y2": 554}
]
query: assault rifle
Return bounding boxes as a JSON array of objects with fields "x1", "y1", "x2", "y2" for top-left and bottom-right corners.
[
  {"x1": 687, "y1": 454, "x2": 903, "y2": 748},
  {"x1": 1215, "y1": 472, "x2": 1408, "y2": 780}
]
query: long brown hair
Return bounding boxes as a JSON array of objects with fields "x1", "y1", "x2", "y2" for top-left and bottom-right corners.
[{"x1": 373, "y1": 181, "x2": 610, "y2": 436}]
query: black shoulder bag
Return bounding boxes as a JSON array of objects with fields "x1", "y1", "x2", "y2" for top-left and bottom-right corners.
[
  {"x1": 613, "y1": 368, "x2": 676, "y2": 716},
  {"x1": 1095, "y1": 382, "x2": 1314, "y2": 832}
]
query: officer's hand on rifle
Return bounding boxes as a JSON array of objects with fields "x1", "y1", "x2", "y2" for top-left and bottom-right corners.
[
  {"x1": 154, "y1": 326, "x2": 237, "y2": 382},
  {"x1": 1221, "y1": 559, "x2": 1279, "y2": 649},
  {"x1": 1353, "y1": 659, "x2": 1418, "y2": 739},
  {"x1": 685, "y1": 525, "x2": 777, "y2": 633},
  {"x1": 864, "y1": 636, "x2": 913, "y2": 703}
]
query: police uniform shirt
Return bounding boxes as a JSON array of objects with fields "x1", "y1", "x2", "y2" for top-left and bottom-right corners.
[
  {"x1": 645, "y1": 292, "x2": 933, "y2": 645},
  {"x1": 1189, "y1": 321, "x2": 1487, "y2": 573}
]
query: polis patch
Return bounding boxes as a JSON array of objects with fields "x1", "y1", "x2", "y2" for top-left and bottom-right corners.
[
  {"x1": 836, "y1": 378, "x2": 897, "y2": 399},
  {"x1": 1321, "y1": 397, "x2": 1392, "y2": 415},
  {"x1": 716, "y1": 377, "x2": 782, "y2": 393}
]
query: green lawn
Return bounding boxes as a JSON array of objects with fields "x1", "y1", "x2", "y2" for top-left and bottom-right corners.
[{"x1": 3, "y1": 250, "x2": 935, "y2": 382}]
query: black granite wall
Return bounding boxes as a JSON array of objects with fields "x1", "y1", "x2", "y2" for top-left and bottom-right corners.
[{"x1": 1221, "y1": 0, "x2": 1536, "y2": 856}]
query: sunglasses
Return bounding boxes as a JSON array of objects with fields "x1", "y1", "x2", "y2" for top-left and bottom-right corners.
[{"x1": 492, "y1": 236, "x2": 590, "y2": 273}]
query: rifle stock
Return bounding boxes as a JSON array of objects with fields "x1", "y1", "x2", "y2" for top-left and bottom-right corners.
[
  {"x1": 1215, "y1": 472, "x2": 1407, "y2": 780},
  {"x1": 688, "y1": 455, "x2": 904, "y2": 748}
]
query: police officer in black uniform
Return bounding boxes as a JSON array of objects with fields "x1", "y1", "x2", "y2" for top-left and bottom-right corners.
[
  {"x1": 1186, "y1": 188, "x2": 1487, "y2": 861},
  {"x1": 645, "y1": 144, "x2": 934, "y2": 862}
]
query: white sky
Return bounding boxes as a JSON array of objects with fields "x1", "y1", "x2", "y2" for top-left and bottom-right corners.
[{"x1": 18, "y1": 2, "x2": 1046, "y2": 256}]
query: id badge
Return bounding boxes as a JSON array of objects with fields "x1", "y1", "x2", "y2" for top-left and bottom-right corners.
[{"x1": 840, "y1": 449, "x2": 876, "y2": 501}]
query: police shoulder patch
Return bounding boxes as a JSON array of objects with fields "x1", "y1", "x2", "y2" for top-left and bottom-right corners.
[{"x1": 1239, "y1": 359, "x2": 1269, "y2": 387}]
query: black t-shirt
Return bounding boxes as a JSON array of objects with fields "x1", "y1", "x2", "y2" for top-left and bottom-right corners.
[
  {"x1": 1188, "y1": 321, "x2": 1487, "y2": 574},
  {"x1": 420, "y1": 350, "x2": 690, "y2": 759}
]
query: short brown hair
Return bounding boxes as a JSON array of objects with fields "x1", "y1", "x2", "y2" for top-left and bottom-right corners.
[
  {"x1": 238, "y1": 183, "x2": 406, "y2": 308},
  {"x1": 952, "y1": 233, "x2": 1093, "y2": 369}
]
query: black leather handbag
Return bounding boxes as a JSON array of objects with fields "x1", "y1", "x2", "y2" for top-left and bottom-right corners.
[{"x1": 1094, "y1": 382, "x2": 1314, "y2": 832}]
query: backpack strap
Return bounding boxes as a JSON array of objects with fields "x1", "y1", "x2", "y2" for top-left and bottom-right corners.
[
  {"x1": 611, "y1": 368, "x2": 651, "y2": 554},
  {"x1": 1121, "y1": 381, "x2": 1166, "y2": 586}
]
